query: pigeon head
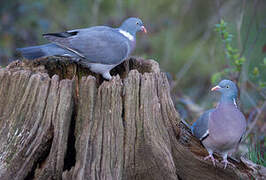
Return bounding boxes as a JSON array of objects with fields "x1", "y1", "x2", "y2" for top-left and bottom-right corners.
[
  {"x1": 119, "y1": 17, "x2": 147, "y2": 36},
  {"x1": 211, "y1": 79, "x2": 238, "y2": 101}
]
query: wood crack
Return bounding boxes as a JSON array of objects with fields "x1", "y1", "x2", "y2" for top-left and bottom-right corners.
[{"x1": 0, "y1": 57, "x2": 263, "y2": 180}]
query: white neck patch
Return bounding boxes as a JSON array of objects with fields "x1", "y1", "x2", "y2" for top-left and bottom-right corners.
[
  {"x1": 119, "y1": 29, "x2": 134, "y2": 41},
  {"x1": 233, "y1": 98, "x2": 237, "y2": 108}
]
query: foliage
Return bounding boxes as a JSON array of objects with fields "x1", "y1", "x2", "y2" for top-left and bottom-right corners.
[
  {"x1": 259, "y1": 58, "x2": 266, "y2": 88},
  {"x1": 211, "y1": 19, "x2": 246, "y2": 84},
  {"x1": 212, "y1": 19, "x2": 266, "y2": 89},
  {"x1": 247, "y1": 136, "x2": 266, "y2": 167}
]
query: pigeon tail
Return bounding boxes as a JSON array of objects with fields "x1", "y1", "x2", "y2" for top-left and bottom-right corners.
[
  {"x1": 17, "y1": 45, "x2": 46, "y2": 60},
  {"x1": 17, "y1": 43, "x2": 77, "y2": 60}
]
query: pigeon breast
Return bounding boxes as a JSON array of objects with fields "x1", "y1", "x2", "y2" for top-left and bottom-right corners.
[{"x1": 206, "y1": 103, "x2": 246, "y2": 152}]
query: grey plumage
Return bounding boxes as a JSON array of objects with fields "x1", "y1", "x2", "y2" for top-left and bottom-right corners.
[
  {"x1": 191, "y1": 109, "x2": 214, "y2": 140},
  {"x1": 191, "y1": 80, "x2": 246, "y2": 168},
  {"x1": 17, "y1": 43, "x2": 79, "y2": 60},
  {"x1": 17, "y1": 17, "x2": 147, "y2": 80},
  {"x1": 43, "y1": 27, "x2": 130, "y2": 65}
]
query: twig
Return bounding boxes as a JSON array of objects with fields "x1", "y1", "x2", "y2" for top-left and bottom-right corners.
[
  {"x1": 236, "y1": 0, "x2": 246, "y2": 51},
  {"x1": 241, "y1": 89, "x2": 259, "y2": 110},
  {"x1": 248, "y1": 81, "x2": 266, "y2": 99},
  {"x1": 245, "y1": 101, "x2": 266, "y2": 138},
  {"x1": 215, "y1": 0, "x2": 231, "y2": 67},
  {"x1": 240, "y1": 0, "x2": 259, "y2": 56},
  {"x1": 91, "y1": 0, "x2": 103, "y2": 25}
]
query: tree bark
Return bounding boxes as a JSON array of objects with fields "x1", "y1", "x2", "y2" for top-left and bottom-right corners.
[{"x1": 0, "y1": 57, "x2": 265, "y2": 180}]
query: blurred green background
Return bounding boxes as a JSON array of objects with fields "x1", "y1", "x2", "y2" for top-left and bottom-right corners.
[{"x1": 0, "y1": 0, "x2": 265, "y2": 165}]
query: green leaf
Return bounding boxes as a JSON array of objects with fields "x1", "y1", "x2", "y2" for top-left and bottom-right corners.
[
  {"x1": 220, "y1": 19, "x2": 225, "y2": 25},
  {"x1": 215, "y1": 24, "x2": 221, "y2": 28},
  {"x1": 253, "y1": 67, "x2": 259, "y2": 77},
  {"x1": 259, "y1": 81, "x2": 266, "y2": 88},
  {"x1": 233, "y1": 53, "x2": 240, "y2": 60},
  {"x1": 211, "y1": 72, "x2": 222, "y2": 84},
  {"x1": 223, "y1": 68, "x2": 231, "y2": 74},
  {"x1": 239, "y1": 57, "x2": 246, "y2": 63}
]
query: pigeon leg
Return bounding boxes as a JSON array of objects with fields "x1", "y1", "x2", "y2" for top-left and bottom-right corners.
[
  {"x1": 221, "y1": 153, "x2": 235, "y2": 169},
  {"x1": 102, "y1": 71, "x2": 112, "y2": 80},
  {"x1": 204, "y1": 150, "x2": 218, "y2": 166}
]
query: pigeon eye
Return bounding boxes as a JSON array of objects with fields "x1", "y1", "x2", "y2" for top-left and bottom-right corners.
[
  {"x1": 226, "y1": 85, "x2": 229, "y2": 89},
  {"x1": 136, "y1": 22, "x2": 139, "y2": 25}
]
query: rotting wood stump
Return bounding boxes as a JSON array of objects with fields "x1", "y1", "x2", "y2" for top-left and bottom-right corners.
[{"x1": 0, "y1": 57, "x2": 265, "y2": 180}]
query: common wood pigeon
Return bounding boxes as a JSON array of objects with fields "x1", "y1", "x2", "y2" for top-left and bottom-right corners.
[
  {"x1": 191, "y1": 80, "x2": 246, "y2": 168},
  {"x1": 17, "y1": 17, "x2": 147, "y2": 80}
]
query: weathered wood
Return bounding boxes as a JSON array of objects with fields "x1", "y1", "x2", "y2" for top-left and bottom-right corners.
[
  {"x1": 0, "y1": 57, "x2": 265, "y2": 180},
  {"x1": 0, "y1": 69, "x2": 74, "y2": 180}
]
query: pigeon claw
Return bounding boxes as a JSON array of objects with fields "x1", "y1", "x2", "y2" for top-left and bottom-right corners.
[
  {"x1": 221, "y1": 159, "x2": 235, "y2": 169},
  {"x1": 204, "y1": 154, "x2": 218, "y2": 167}
]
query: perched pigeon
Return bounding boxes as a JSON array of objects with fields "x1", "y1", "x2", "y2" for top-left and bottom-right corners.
[
  {"x1": 191, "y1": 80, "x2": 246, "y2": 169},
  {"x1": 17, "y1": 17, "x2": 147, "y2": 80}
]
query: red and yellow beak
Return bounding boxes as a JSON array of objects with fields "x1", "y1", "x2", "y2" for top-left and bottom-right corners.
[
  {"x1": 141, "y1": 26, "x2": 147, "y2": 33},
  {"x1": 211, "y1": 85, "x2": 221, "y2": 91}
]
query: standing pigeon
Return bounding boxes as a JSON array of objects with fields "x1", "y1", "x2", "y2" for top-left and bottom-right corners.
[
  {"x1": 17, "y1": 17, "x2": 147, "y2": 80},
  {"x1": 191, "y1": 80, "x2": 246, "y2": 168}
]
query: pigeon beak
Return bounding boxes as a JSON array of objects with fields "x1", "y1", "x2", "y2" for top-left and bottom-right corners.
[
  {"x1": 141, "y1": 26, "x2": 147, "y2": 33},
  {"x1": 211, "y1": 85, "x2": 221, "y2": 91}
]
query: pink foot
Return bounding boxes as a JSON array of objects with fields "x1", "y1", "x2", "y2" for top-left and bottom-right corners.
[
  {"x1": 204, "y1": 154, "x2": 218, "y2": 166},
  {"x1": 221, "y1": 159, "x2": 235, "y2": 169}
]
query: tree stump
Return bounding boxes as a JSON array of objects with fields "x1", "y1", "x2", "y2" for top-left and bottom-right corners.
[{"x1": 0, "y1": 57, "x2": 265, "y2": 180}]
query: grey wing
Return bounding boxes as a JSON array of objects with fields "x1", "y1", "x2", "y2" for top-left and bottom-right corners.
[
  {"x1": 191, "y1": 109, "x2": 214, "y2": 140},
  {"x1": 43, "y1": 27, "x2": 130, "y2": 65},
  {"x1": 236, "y1": 110, "x2": 247, "y2": 142}
]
